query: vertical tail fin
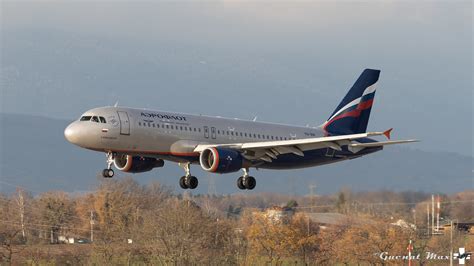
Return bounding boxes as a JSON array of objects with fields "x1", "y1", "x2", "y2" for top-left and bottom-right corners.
[{"x1": 322, "y1": 69, "x2": 380, "y2": 135}]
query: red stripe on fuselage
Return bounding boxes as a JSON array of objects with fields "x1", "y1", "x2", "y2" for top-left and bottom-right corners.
[{"x1": 86, "y1": 147, "x2": 200, "y2": 157}]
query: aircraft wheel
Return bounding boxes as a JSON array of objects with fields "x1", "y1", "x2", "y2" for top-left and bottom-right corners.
[
  {"x1": 185, "y1": 176, "x2": 198, "y2": 189},
  {"x1": 102, "y1": 169, "x2": 114, "y2": 178},
  {"x1": 237, "y1": 176, "x2": 246, "y2": 190},
  {"x1": 244, "y1": 176, "x2": 256, "y2": 190},
  {"x1": 179, "y1": 176, "x2": 188, "y2": 189},
  {"x1": 107, "y1": 169, "x2": 114, "y2": 178}
]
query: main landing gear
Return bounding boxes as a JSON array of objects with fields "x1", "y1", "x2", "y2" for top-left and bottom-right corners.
[
  {"x1": 102, "y1": 152, "x2": 115, "y2": 178},
  {"x1": 179, "y1": 162, "x2": 198, "y2": 189},
  {"x1": 237, "y1": 168, "x2": 256, "y2": 190}
]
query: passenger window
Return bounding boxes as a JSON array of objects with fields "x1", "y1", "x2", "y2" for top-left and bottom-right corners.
[
  {"x1": 180, "y1": 126, "x2": 183, "y2": 130},
  {"x1": 166, "y1": 125, "x2": 169, "y2": 129},
  {"x1": 198, "y1": 128, "x2": 201, "y2": 132},
  {"x1": 171, "y1": 125, "x2": 174, "y2": 129},
  {"x1": 91, "y1": 116, "x2": 99, "y2": 123},
  {"x1": 99, "y1": 117, "x2": 106, "y2": 123},
  {"x1": 152, "y1": 124, "x2": 155, "y2": 128},
  {"x1": 138, "y1": 122, "x2": 142, "y2": 126}
]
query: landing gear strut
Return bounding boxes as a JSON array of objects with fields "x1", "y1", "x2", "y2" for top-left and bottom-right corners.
[
  {"x1": 179, "y1": 162, "x2": 198, "y2": 189},
  {"x1": 102, "y1": 152, "x2": 115, "y2": 178},
  {"x1": 237, "y1": 168, "x2": 256, "y2": 190}
]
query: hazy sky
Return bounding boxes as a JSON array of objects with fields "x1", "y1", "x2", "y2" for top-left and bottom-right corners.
[{"x1": 1, "y1": 1, "x2": 472, "y2": 155}]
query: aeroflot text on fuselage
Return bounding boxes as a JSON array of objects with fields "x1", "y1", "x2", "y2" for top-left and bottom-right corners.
[{"x1": 141, "y1": 112, "x2": 187, "y2": 121}]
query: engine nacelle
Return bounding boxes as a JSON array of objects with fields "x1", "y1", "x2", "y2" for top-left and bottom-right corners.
[
  {"x1": 199, "y1": 147, "x2": 243, "y2": 174},
  {"x1": 114, "y1": 155, "x2": 164, "y2": 173}
]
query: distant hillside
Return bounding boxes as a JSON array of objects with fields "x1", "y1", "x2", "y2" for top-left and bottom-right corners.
[{"x1": 0, "y1": 113, "x2": 472, "y2": 195}]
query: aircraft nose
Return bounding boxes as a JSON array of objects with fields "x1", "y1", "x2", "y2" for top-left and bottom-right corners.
[{"x1": 64, "y1": 122, "x2": 80, "y2": 144}]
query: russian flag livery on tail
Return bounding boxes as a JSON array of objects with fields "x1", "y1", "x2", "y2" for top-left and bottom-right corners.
[
  {"x1": 65, "y1": 68, "x2": 417, "y2": 191},
  {"x1": 323, "y1": 69, "x2": 379, "y2": 135}
]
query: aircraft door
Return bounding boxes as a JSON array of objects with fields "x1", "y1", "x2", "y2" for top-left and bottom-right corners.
[
  {"x1": 211, "y1": 127, "x2": 216, "y2": 139},
  {"x1": 204, "y1": 126, "x2": 209, "y2": 139},
  {"x1": 117, "y1": 111, "x2": 130, "y2": 135}
]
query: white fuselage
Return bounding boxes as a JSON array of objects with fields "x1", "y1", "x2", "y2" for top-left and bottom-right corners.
[{"x1": 65, "y1": 106, "x2": 328, "y2": 166}]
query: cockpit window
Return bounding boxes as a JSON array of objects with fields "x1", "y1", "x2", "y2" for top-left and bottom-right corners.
[
  {"x1": 80, "y1": 116, "x2": 92, "y2": 121},
  {"x1": 99, "y1": 116, "x2": 106, "y2": 123},
  {"x1": 91, "y1": 116, "x2": 99, "y2": 123}
]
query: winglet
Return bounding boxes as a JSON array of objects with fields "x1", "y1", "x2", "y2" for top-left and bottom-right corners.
[{"x1": 383, "y1": 128, "x2": 393, "y2": 139}]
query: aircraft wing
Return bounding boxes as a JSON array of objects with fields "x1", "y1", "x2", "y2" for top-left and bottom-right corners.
[{"x1": 193, "y1": 130, "x2": 418, "y2": 162}]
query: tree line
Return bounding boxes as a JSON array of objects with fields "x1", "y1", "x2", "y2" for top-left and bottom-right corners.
[{"x1": 0, "y1": 177, "x2": 472, "y2": 265}]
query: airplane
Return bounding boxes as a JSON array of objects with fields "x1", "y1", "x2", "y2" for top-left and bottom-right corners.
[{"x1": 64, "y1": 69, "x2": 417, "y2": 190}]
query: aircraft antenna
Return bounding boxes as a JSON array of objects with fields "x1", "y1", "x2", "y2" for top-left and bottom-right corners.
[
  {"x1": 114, "y1": 101, "x2": 119, "y2": 107},
  {"x1": 252, "y1": 116, "x2": 258, "y2": 122}
]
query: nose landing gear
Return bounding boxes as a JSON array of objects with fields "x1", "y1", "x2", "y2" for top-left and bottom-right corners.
[
  {"x1": 102, "y1": 152, "x2": 115, "y2": 178},
  {"x1": 237, "y1": 168, "x2": 256, "y2": 190},
  {"x1": 178, "y1": 162, "x2": 198, "y2": 189},
  {"x1": 102, "y1": 168, "x2": 114, "y2": 178}
]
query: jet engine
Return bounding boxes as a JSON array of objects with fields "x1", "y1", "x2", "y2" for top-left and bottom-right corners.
[
  {"x1": 199, "y1": 147, "x2": 243, "y2": 173},
  {"x1": 114, "y1": 155, "x2": 164, "y2": 173}
]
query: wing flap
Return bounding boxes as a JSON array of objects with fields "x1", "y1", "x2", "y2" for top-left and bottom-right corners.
[{"x1": 349, "y1": 140, "x2": 419, "y2": 147}]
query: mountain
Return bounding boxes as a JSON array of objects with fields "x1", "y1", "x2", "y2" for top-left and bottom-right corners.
[{"x1": 0, "y1": 113, "x2": 472, "y2": 195}]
